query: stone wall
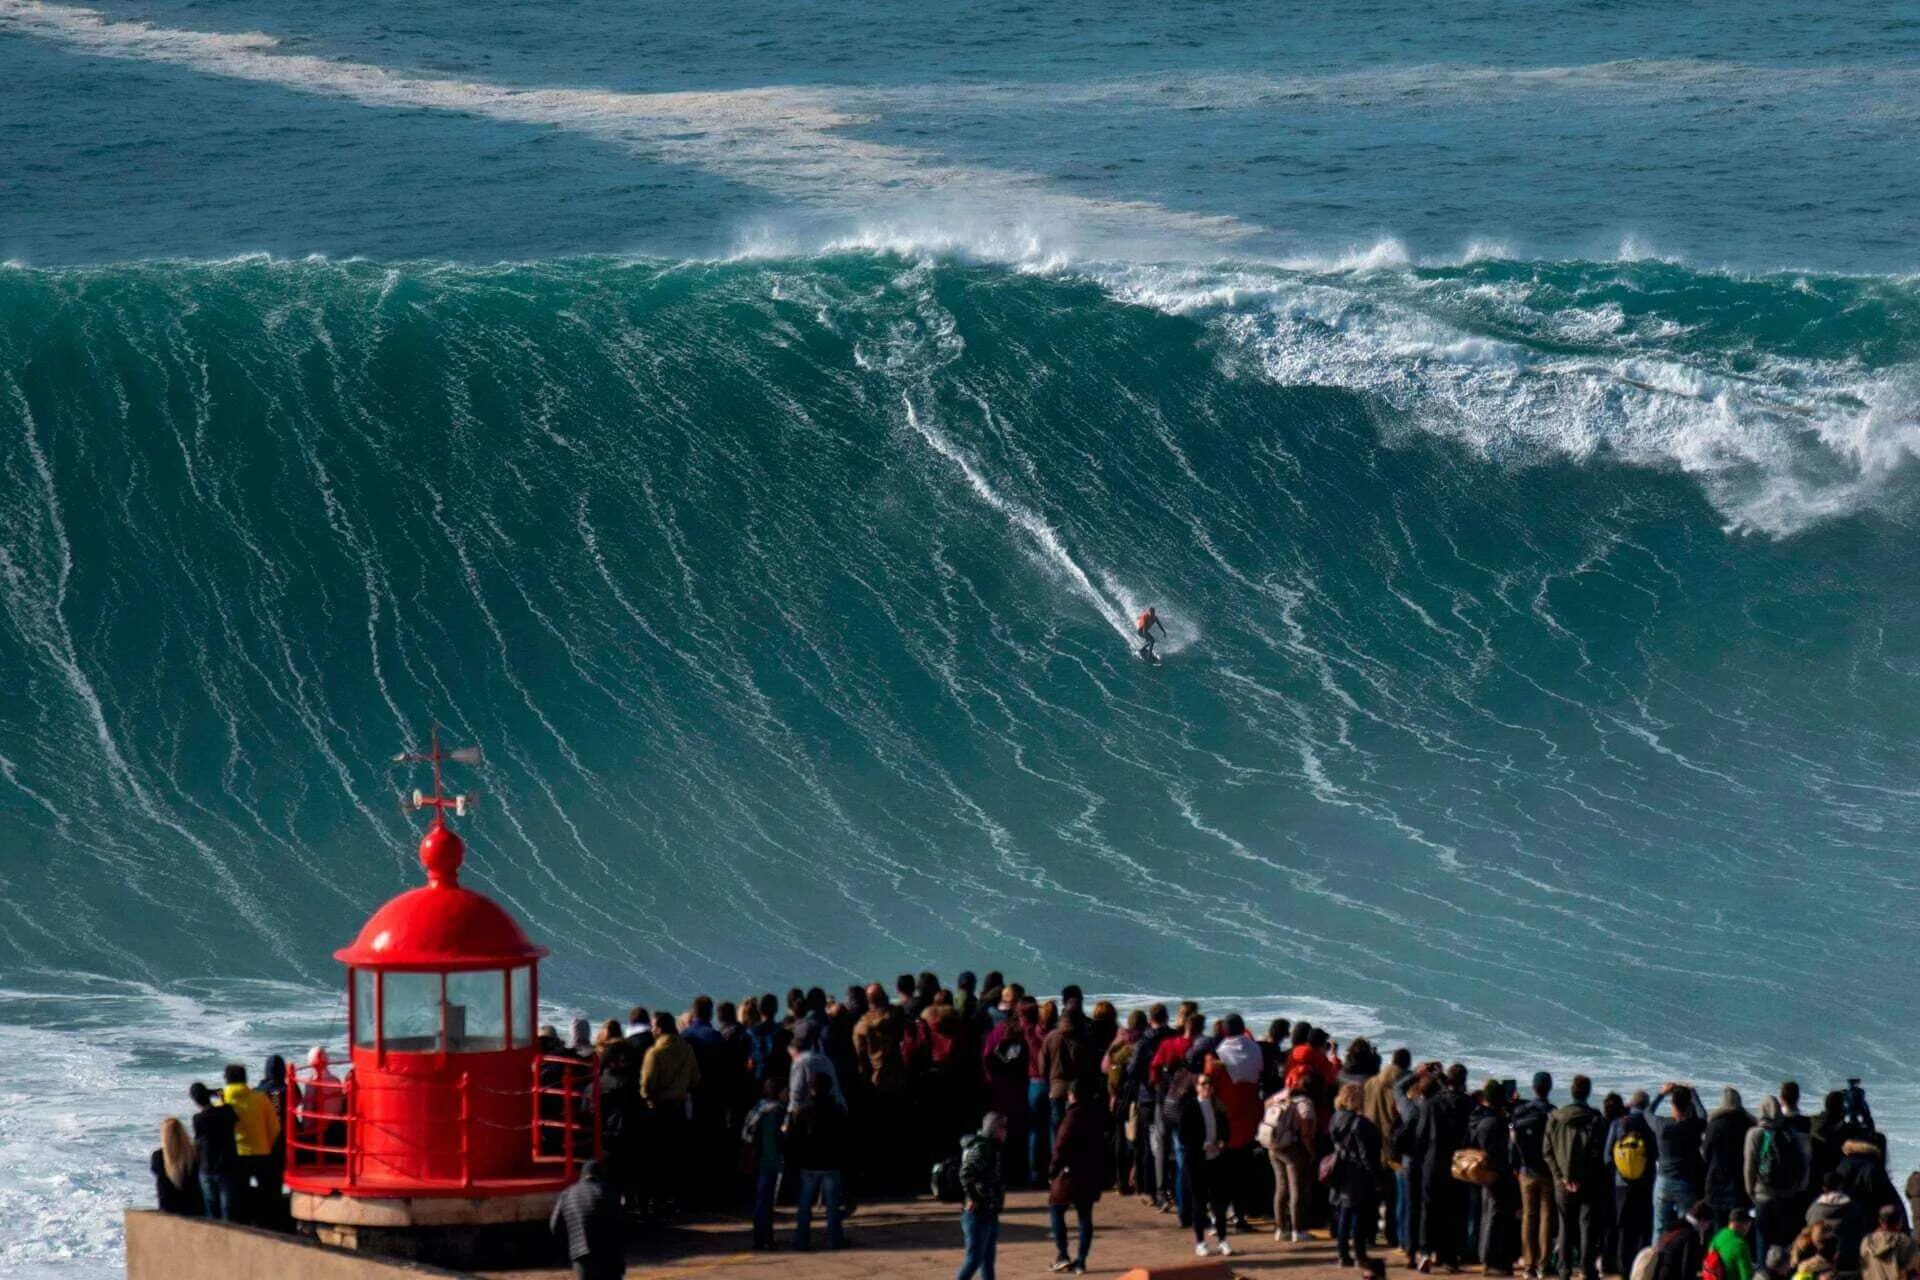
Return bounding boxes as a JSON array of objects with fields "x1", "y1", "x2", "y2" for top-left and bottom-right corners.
[{"x1": 125, "y1": 1211, "x2": 480, "y2": 1280}]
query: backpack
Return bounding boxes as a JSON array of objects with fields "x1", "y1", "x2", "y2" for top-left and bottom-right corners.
[
  {"x1": 1512, "y1": 1101, "x2": 1549, "y2": 1170},
  {"x1": 1755, "y1": 1126, "x2": 1804, "y2": 1195},
  {"x1": 1262, "y1": 1094, "x2": 1312, "y2": 1154},
  {"x1": 1161, "y1": 1065, "x2": 1198, "y2": 1125},
  {"x1": 1614, "y1": 1127, "x2": 1651, "y2": 1182},
  {"x1": 931, "y1": 1154, "x2": 964, "y2": 1203},
  {"x1": 1562, "y1": 1107, "x2": 1604, "y2": 1181}
]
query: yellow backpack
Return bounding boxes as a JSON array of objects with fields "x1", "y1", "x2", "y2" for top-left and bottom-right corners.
[{"x1": 1613, "y1": 1129, "x2": 1649, "y2": 1181}]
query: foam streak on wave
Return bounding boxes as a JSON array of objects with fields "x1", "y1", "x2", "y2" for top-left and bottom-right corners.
[
  {"x1": 904, "y1": 396, "x2": 1145, "y2": 649},
  {"x1": 0, "y1": 1, "x2": 1252, "y2": 251},
  {"x1": 1, "y1": 254, "x2": 1917, "y2": 1279}
]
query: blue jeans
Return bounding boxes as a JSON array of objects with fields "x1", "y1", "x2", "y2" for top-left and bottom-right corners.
[
  {"x1": 1150, "y1": 1112, "x2": 1175, "y2": 1205},
  {"x1": 1050, "y1": 1201, "x2": 1094, "y2": 1266},
  {"x1": 199, "y1": 1171, "x2": 229, "y2": 1221},
  {"x1": 752, "y1": 1168, "x2": 780, "y2": 1245},
  {"x1": 1026, "y1": 1081, "x2": 1049, "y2": 1185},
  {"x1": 958, "y1": 1209, "x2": 1000, "y2": 1280},
  {"x1": 1338, "y1": 1198, "x2": 1378, "y2": 1261},
  {"x1": 1652, "y1": 1175, "x2": 1694, "y2": 1239},
  {"x1": 794, "y1": 1168, "x2": 845, "y2": 1250},
  {"x1": 1396, "y1": 1168, "x2": 1412, "y2": 1251},
  {"x1": 1173, "y1": 1140, "x2": 1192, "y2": 1225}
]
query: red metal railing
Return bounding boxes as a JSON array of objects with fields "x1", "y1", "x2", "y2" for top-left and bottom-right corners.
[
  {"x1": 280, "y1": 1059, "x2": 518, "y2": 1189},
  {"x1": 529, "y1": 1053, "x2": 601, "y2": 1179},
  {"x1": 284, "y1": 1067, "x2": 357, "y2": 1178}
]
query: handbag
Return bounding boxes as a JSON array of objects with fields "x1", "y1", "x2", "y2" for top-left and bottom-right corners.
[
  {"x1": 1049, "y1": 1169, "x2": 1073, "y2": 1207},
  {"x1": 1451, "y1": 1147, "x2": 1498, "y2": 1186},
  {"x1": 1318, "y1": 1150, "x2": 1342, "y2": 1184}
]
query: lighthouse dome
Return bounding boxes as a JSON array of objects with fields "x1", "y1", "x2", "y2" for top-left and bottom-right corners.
[{"x1": 334, "y1": 820, "x2": 548, "y2": 971}]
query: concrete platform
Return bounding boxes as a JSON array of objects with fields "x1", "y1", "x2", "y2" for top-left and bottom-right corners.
[{"x1": 486, "y1": 1189, "x2": 1391, "y2": 1279}]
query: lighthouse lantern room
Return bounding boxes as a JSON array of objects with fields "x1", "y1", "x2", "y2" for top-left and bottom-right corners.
[{"x1": 284, "y1": 732, "x2": 597, "y2": 1262}]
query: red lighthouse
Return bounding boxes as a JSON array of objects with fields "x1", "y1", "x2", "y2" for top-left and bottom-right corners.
[{"x1": 285, "y1": 732, "x2": 597, "y2": 1264}]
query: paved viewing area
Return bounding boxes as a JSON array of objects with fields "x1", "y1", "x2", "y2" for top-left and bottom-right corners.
[{"x1": 492, "y1": 1190, "x2": 1365, "y2": 1279}]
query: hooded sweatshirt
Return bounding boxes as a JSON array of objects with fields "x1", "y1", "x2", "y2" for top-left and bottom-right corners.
[
  {"x1": 1546, "y1": 1099, "x2": 1608, "y2": 1191},
  {"x1": 1859, "y1": 1228, "x2": 1918, "y2": 1280},
  {"x1": 222, "y1": 1081, "x2": 281, "y2": 1158},
  {"x1": 1706, "y1": 1089, "x2": 1757, "y2": 1206},
  {"x1": 1809, "y1": 1190, "x2": 1866, "y2": 1268},
  {"x1": 1216, "y1": 1033, "x2": 1262, "y2": 1085},
  {"x1": 1746, "y1": 1096, "x2": 1813, "y2": 1204}
]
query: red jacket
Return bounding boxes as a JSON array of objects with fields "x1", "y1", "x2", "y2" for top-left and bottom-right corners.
[
  {"x1": 1207, "y1": 1061, "x2": 1262, "y2": 1148},
  {"x1": 1149, "y1": 1034, "x2": 1193, "y2": 1088},
  {"x1": 1284, "y1": 1043, "x2": 1339, "y2": 1091}
]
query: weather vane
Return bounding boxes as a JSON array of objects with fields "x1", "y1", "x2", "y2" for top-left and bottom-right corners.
[{"x1": 392, "y1": 725, "x2": 483, "y2": 822}]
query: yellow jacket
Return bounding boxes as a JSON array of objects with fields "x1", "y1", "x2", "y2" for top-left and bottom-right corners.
[
  {"x1": 224, "y1": 1082, "x2": 282, "y2": 1157},
  {"x1": 640, "y1": 1033, "x2": 700, "y2": 1104}
]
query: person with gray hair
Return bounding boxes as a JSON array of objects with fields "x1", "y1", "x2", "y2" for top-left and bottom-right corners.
[{"x1": 1705, "y1": 1087, "x2": 1756, "y2": 1216}]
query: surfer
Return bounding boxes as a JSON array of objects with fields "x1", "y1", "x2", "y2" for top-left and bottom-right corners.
[{"x1": 1135, "y1": 607, "x2": 1165, "y2": 661}]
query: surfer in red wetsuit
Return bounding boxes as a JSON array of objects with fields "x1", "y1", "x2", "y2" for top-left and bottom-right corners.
[{"x1": 1136, "y1": 606, "x2": 1165, "y2": 661}]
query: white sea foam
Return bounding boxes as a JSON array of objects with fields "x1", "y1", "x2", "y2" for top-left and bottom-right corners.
[
  {"x1": 905, "y1": 60, "x2": 1920, "y2": 116},
  {"x1": 0, "y1": 977, "x2": 337, "y2": 1278},
  {"x1": 0, "y1": 2, "x2": 1253, "y2": 254},
  {"x1": 903, "y1": 397, "x2": 1174, "y2": 652},
  {"x1": 1084, "y1": 260, "x2": 1920, "y2": 535}
]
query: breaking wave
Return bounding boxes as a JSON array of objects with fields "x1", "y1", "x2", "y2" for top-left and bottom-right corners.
[{"x1": 1, "y1": 249, "x2": 1918, "y2": 1273}]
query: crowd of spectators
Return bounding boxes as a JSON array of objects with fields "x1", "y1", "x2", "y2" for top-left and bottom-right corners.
[{"x1": 149, "y1": 972, "x2": 1920, "y2": 1280}]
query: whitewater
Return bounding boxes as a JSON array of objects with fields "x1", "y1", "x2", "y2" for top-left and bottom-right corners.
[{"x1": 2, "y1": 0, "x2": 1919, "y2": 1273}]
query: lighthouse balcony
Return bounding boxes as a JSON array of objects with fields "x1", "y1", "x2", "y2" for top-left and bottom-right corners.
[{"x1": 283, "y1": 1052, "x2": 600, "y2": 1199}]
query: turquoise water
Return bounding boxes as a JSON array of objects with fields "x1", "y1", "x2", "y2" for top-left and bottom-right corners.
[{"x1": 1, "y1": 1, "x2": 1918, "y2": 1273}]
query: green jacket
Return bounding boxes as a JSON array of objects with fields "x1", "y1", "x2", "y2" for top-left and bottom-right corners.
[
  {"x1": 1544, "y1": 1101, "x2": 1606, "y2": 1188},
  {"x1": 1710, "y1": 1227, "x2": 1756, "y2": 1280}
]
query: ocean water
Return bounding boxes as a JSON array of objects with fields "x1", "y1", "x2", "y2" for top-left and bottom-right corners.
[{"x1": 2, "y1": 0, "x2": 1919, "y2": 1272}]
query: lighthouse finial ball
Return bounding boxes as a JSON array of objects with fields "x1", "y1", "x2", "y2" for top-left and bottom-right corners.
[{"x1": 419, "y1": 821, "x2": 464, "y2": 887}]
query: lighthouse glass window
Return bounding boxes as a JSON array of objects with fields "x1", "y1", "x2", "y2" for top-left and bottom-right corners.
[
  {"x1": 444, "y1": 970, "x2": 508, "y2": 1052},
  {"x1": 382, "y1": 972, "x2": 443, "y2": 1052}
]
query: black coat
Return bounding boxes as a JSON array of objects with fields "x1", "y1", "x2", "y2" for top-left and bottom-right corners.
[
  {"x1": 191, "y1": 1105, "x2": 237, "y2": 1177},
  {"x1": 1176, "y1": 1096, "x2": 1230, "y2": 1155},
  {"x1": 1127, "y1": 1026, "x2": 1171, "y2": 1103},
  {"x1": 1469, "y1": 1104, "x2": 1512, "y2": 1175},
  {"x1": 151, "y1": 1151, "x2": 205, "y2": 1216},
  {"x1": 1397, "y1": 1089, "x2": 1470, "y2": 1192},
  {"x1": 1704, "y1": 1110, "x2": 1755, "y2": 1206},
  {"x1": 1835, "y1": 1144, "x2": 1907, "y2": 1230},
  {"x1": 1329, "y1": 1109, "x2": 1384, "y2": 1207}
]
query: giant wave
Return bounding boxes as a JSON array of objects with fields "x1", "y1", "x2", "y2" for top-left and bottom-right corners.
[{"x1": 1, "y1": 250, "x2": 1918, "y2": 1271}]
